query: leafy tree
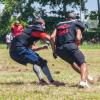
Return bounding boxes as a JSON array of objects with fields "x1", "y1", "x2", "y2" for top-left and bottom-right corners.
[
  {"x1": 89, "y1": 11, "x2": 98, "y2": 20},
  {"x1": 97, "y1": 0, "x2": 100, "y2": 27},
  {"x1": 0, "y1": 0, "x2": 88, "y2": 36},
  {"x1": 0, "y1": 0, "x2": 36, "y2": 35},
  {"x1": 33, "y1": 0, "x2": 87, "y2": 18}
]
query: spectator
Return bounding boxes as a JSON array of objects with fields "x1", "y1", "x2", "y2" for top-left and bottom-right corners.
[{"x1": 5, "y1": 32, "x2": 13, "y2": 49}]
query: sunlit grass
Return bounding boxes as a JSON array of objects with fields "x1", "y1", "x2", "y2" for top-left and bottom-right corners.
[{"x1": 0, "y1": 44, "x2": 100, "y2": 100}]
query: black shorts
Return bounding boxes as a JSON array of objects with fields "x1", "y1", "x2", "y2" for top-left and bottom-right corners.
[{"x1": 56, "y1": 43, "x2": 85, "y2": 66}]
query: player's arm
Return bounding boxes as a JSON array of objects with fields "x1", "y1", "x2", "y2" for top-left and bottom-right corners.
[
  {"x1": 31, "y1": 32, "x2": 49, "y2": 51},
  {"x1": 31, "y1": 42, "x2": 48, "y2": 51},
  {"x1": 50, "y1": 29, "x2": 57, "y2": 58},
  {"x1": 31, "y1": 30, "x2": 57, "y2": 58},
  {"x1": 76, "y1": 27, "x2": 82, "y2": 48},
  {"x1": 32, "y1": 46, "x2": 48, "y2": 51},
  {"x1": 50, "y1": 29, "x2": 56, "y2": 53}
]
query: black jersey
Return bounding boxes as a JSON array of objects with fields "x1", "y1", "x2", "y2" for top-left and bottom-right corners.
[
  {"x1": 55, "y1": 20, "x2": 85, "y2": 46},
  {"x1": 11, "y1": 24, "x2": 44, "y2": 49}
]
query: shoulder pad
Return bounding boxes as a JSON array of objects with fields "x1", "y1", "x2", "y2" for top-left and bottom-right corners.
[
  {"x1": 56, "y1": 20, "x2": 76, "y2": 27},
  {"x1": 74, "y1": 20, "x2": 85, "y2": 30},
  {"x1": 30, "y1": 25, "x2": 44, "y2": 32}
]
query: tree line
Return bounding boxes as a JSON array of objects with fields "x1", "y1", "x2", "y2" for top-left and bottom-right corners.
[{"x1": 0, "y1": 0, "x2": 100, "y2": 42}]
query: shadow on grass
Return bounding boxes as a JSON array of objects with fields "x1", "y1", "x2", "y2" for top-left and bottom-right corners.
[
  {"x1": 68, "y1": 83, "x2": 78, "y2": 88},
  {"x1": 30, "y1": 81, "x2": 66, "y2": 87},
  {"x1": 0, "y1": 81, "x2": 38, "y2": 86},
  {"x1": 0, "y1": 80, "x2": 81, "y2": 88},
  {"x1": 63, "y1": 82, "x2": 78, "y2": 88},
  {"x1": 0, "y1": 80, "x2": 66, "y2": 87}
]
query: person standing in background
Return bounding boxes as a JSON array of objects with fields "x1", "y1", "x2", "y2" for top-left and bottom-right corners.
[{"x1": 5, "y1": 32, "x2": 13, "y2": 49}]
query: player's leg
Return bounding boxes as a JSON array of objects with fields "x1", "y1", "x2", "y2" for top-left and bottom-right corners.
[
  {"x1": 21, "y1": 48, "x2": 54, "y2": 83},
  {"x1": 71, "y1": 62, "x2": 94, "y2": 84},
  {"x1": 33, "y1": 64, "x2": 43, "y2": 80},
  {"x1": 33, "y1": 64, "x2": 48, "y2": 84},
  {"x1": 37, "y1": 57, "x2": 54, "y2": 82},
  {"x1": 72, "y1": 49, "x2": 90, "y2": 88},
  {"x1": 10, "y1": 47, "x2": 48, "y2": 84},
  {"x1": 56, "y1": 43, "x2": 91, "y2": 88}
]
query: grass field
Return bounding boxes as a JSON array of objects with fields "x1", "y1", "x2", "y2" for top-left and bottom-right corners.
[{"x1": 0, "y1": 44, "x2": 100, "y2": 100}]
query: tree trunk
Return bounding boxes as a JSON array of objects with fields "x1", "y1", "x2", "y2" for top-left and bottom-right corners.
[
  {"x1": 97, "y1": 0, "x2": 100, "y2": 27},
  {"x1": 63, "y1": 2, "x2": 67, "y2": 18}
]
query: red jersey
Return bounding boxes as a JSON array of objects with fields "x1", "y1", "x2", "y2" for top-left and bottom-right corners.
[{"x1": 31, "y1": 31, "x2": 48, "y2": 39}]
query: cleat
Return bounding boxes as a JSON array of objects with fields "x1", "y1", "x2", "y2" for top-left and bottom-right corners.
[
  {"x1": 49, "y1": 80, "x2": 65, "y2": 86},
  {"x1": 78, "y1": 80, "x2": 90, "y2": 88},
  {"x1": 39, "y1": 79, "x2": 48, "y2": 85}
]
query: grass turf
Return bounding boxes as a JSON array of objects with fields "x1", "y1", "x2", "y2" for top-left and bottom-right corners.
[{"x1": 0, "y1": 44, "x2": 100, "y2": 100}]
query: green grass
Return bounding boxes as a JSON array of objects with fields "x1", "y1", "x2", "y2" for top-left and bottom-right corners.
[
  {"x1": 0, "y1": 43, "x2": 7, "y2": 49},
  {"x1": 81, "y1": 43, "x2": 100, "y2": 49},
  {"x1": 0, "y1": 44, "x2": 100, "y2": 100}
]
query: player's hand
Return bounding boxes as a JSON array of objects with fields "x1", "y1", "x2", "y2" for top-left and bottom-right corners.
[
  {"x1": 53, "y1": 52, "x2": 57, "y2": 59},
  {"x1": 76, "y1": 40, "x2": 81, "y2": 49},
  {"x1": 42, "y1": 45, "x2": 48, "y2": 49}
]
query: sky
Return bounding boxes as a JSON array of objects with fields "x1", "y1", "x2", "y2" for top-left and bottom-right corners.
[
  {"x1": 0, "y1": 3, "x2": 4, "y2": 11},
  {"x1": 0, "y1": 0, "x2": 98, "y2": 12},
  {"x1": 86, "y1": 0, "x2": 98, "y2": 11}
]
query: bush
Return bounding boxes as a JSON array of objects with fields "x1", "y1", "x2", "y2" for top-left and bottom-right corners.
[{"x1": 83, "y1": 28, "x2": 100, "y2": 44}]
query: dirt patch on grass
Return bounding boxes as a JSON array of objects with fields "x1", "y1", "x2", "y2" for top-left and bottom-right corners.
[{"x1": 0, "y1": 66, "x2": 32, "y2": 72}]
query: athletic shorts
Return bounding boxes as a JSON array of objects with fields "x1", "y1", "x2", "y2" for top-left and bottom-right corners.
[
  {"x1": 10, "y1": 47, "x2": 45, "y2": 66},
  {"x1": 56, "y1": 43, "x2": 85, "y2": 66}
]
